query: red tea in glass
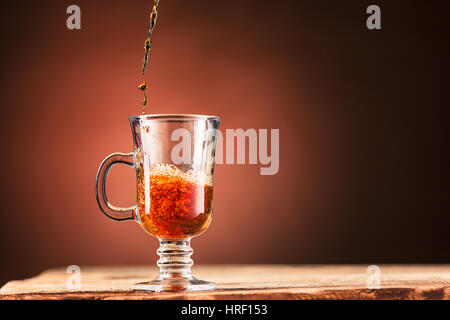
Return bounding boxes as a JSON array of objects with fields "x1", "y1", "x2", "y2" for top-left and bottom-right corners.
[{"x1": 137, "y1": 163, "x2": 213, "y2": 238}]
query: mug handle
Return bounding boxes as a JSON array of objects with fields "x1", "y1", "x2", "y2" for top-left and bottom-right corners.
[{"x1": 95, "y1": 152, "x2": 136, "y2": 221}]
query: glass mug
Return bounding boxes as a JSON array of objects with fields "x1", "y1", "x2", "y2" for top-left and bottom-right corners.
[{"x1": 95, "y1": 114, "x2": 220, "y2": 292}]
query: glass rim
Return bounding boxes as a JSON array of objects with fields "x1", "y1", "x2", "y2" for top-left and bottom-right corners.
[{"x1": 129, "y1": 114, "x2": 220, "y2": 122}]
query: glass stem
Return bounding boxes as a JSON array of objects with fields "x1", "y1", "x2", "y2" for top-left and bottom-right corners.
[{"x1": 157, "y1": 239, "x2": 193, "y2": 278}]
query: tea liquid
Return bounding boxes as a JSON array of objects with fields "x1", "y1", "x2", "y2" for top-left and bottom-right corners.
[{"x1": 137, "y1": 164, "x2": 213, "y2": 238}]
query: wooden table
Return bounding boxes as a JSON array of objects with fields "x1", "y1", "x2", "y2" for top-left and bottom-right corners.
[{"x1": 1, "y1": 265, "x2": 449, "y2": 300}]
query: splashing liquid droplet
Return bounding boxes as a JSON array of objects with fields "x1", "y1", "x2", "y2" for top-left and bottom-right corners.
[
  {"x1": 138, "y1": 82, "x2": 148, "y2": 114},
  {"x1": 138, "y1": 82, "x2": 148, "y2": 91}
]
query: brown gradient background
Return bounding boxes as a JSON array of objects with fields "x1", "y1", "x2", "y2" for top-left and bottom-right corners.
[{"x1": 0, "y1": 0, "x2": 449, "y2": 286}]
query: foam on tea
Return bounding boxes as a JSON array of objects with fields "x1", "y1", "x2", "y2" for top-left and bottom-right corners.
[{"x1": 137, "y1": 163, "x2": 213, "y2": 239}]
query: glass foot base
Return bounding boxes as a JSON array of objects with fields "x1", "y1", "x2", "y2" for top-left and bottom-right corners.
[{"x1": 133, "y1": 275, "x2": 216, "y2": 292}]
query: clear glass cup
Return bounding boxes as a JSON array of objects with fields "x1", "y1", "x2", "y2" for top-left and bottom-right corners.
[{"x1": 95, "y1": 114, "x2": 220, "y2": 292}]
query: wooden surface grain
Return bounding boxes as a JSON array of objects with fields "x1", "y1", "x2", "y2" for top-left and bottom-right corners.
[{"x1": 1, "y1": 265, "x2": 449, "y2": 300}]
